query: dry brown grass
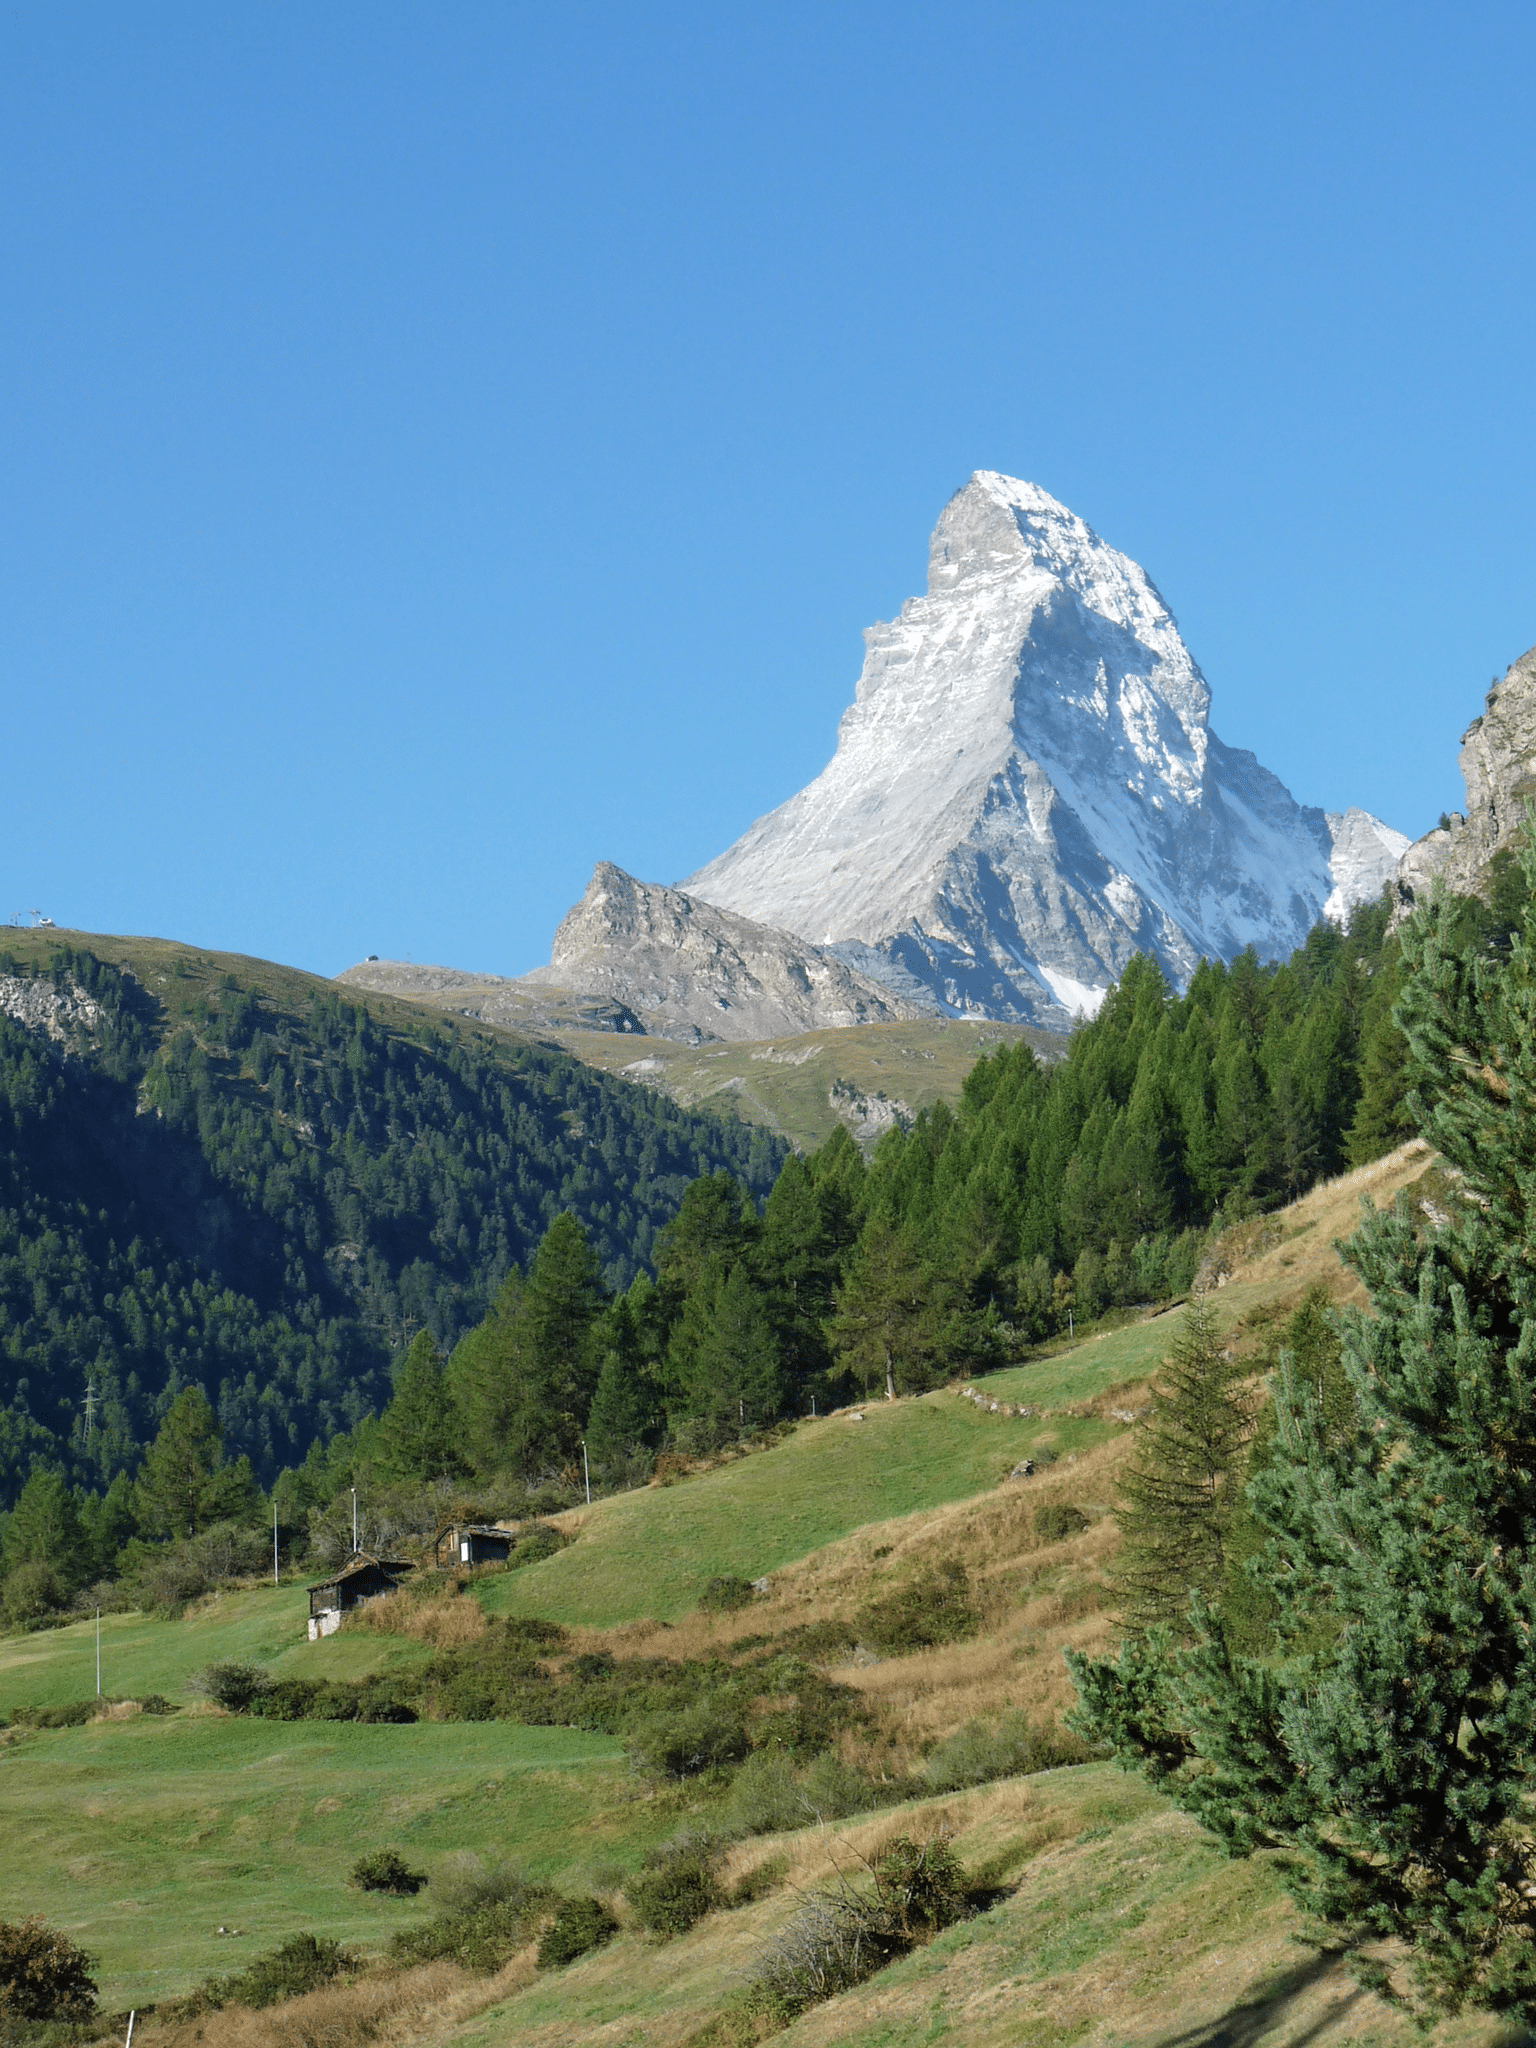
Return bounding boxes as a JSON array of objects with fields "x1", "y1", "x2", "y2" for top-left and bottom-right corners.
[
  {"x1": 347, "y1": 1589, "x2": 488, "y2": 1649},
  {"x1": 114, "y1": 1956, "x2": 541, "y2": 2048}
]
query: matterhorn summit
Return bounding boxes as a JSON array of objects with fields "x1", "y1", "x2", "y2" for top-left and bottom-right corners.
[{"x1": 682, "y1": 473, "x2": 1406, "y2": 1028}]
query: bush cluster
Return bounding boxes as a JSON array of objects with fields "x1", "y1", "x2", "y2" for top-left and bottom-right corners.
[
  {"x1": 855, "y1": 1559, "x2": 979, "y2": 1656},
  {"x1": 624, "y1": 1840, "x2": 723, "y2": 1938},
  {"x1": 0, "y1": 1918, "x2": 98, "y2": 2021},
  {"x1": 535, "y1": 1897, "x2": 618, "y2": 1969},
  {"x1": 350, "y1": 1850, "x2": 427, "y2": 1896}
]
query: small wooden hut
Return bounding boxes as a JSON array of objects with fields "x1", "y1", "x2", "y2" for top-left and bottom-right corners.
[
  {"x1": 306, "y1": 1553, "x2": 413, "y2": 1639},
  {"x1": 433, "y1": 1522, "x2": 516, "y2": 1570}
]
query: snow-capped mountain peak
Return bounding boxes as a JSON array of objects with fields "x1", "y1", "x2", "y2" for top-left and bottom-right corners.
[{"x1": 681, "y1": 472, "x2": 1403, "y2": 1029}]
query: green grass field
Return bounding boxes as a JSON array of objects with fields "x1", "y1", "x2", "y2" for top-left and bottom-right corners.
[
  {"x1": 0, "y1": 1584, "x2": 440, "y2": 1718},
  {"x1": 0, "y1": 1715, "x2": 632, "y2": 2007},
  {"x1": 483, "y1": 1394, "x2": 1112, "y2": 1628}
]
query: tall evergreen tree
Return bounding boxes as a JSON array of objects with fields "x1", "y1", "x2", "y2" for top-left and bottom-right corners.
[
  {"x1": 583, "y1": 1300, "x2": 653, "y2": 1467},
  {"x1": 1069, "y1": 847, "x2": 1536, "y2": 2024},
  {"x1": 134, "y1": 1387, "x2": 254, "y2": 1539},
  {"x1": 1109, "y1": 1295, "x2": 1251, "y2": 1631},
  {"x1": 829, "y1": 1218, "x2": 944, "y2": 1399},
  {"x1": 374, "y1": 1331, "x2": 462, "y2": 1483},
  {"x1": 1, "y1": 1466, "x2": 88, "y2": 1590}
]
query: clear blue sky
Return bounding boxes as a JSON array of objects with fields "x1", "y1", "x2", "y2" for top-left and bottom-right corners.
[{"x1": 5, "y1": 2, "x2": 1534, "y2": 975}]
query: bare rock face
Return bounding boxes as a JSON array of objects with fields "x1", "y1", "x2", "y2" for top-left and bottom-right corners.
[
  {"x1": 683, "y1": 473, "x2": 1405, "y2": 1028},
  {"x1": 1395, "y1": 642, "x2": 1536, "y2": 907},
  {"x1": 334, "y1": 959, "x2": 649, "y2": 1035},
  {"x1": 517, "y1": 862, "x2": 932, "y2": 1043}
]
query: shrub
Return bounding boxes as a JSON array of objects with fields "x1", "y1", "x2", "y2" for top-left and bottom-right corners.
[
  {"x1": 535, "y1": 1896, "x2": 618, "y2": 1969},
  {"x1": 186, "y1": 1660, "x2": 270, "y2": 1712},
  {"x1": 625, "y1": 1700, "x2": 748, "y2": 1781},
  {"x1": 800, "y1": 1752, "x2": 881, "y2": 1819},
  {"x1": 0, "y1": 1918, "x2": 98, "y2": 2020},
  {"x1": 213, "y1": 1933, "x2": 351, "y2": 2008},
  {"x1": 1033, "y1": 1503, "x2": 1089, "y2": 1545},
  {"x1": 855, "y1": 1560, "x2": 979, "y2": 1656},
  {"x1": 138, "y1": 1694, "x2": 176, "y2": 1715},
  {"x1": 720, "y1": 1752, "x2": 806, "y2": 1836},
  {"x1": 11, "y1": 1699, "x2": 102, "y2": 1730},
  {"x1": 922, "y1": 1710, "x2": 1085, "y2": 1792},
  {"x1": 433, "y1": 1854, "x2": 532, "y2": 1917},
  {"x1": 728, "y1": 1854, "x2": 789, "y2": 1906},
  {"x1": 697, "y1": 1576, "x2": 756, "y2": 1613},
  {"x1": 871, "y1": 1834, "x2": 969, "y2": 1940},
  {"x1": 389, "y1": 1887, "x2": 554, "y2": 1974},
  {"x1": 1, "y1": 1561, "x2": 69, "y2": 1628},
  {"x1": 350, "y1": 1849, "x2": 428, "y2": 1896},
  {"x1": 624, "y1": 1841, "x2": 723, "y2": 1937},
  {"x1": 744, "y1": 1833, "x2": 971, "y2": 2017}
]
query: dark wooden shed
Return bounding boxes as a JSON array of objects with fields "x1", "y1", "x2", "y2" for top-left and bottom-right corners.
[
  {"x1": 434, "y1": 1523, "x2": 515, "y2": 1570},
  {"x1": 306, "y1": 1553, "x2": 413, "y2": 1639}
]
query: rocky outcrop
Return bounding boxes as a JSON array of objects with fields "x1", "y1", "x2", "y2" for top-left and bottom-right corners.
[
  {"x1": 1394, "y1": 642, "x2": 1536, "y2": 908},
  {"x1": 517, "y1": 862, "x2": 932, "y2": 1043},
  {"x1": 682, "y1": 473, "x2": 1405, "y2": 1029},
  {"x1": 334, "y1": 959, "x2": 649, "y2": 1035},
  {"x1": 0, "y1": 976, "x2": 103, "y2": 1045}
]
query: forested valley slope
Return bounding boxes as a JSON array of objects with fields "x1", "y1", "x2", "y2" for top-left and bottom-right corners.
[{"x1": 0, "y1": 932, "x2": 783, "y2": 1505}]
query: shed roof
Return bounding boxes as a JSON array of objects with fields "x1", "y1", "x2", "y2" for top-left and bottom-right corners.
[{"x1": 305, "y1": 1552, "x2": 413, "y2": 1593}]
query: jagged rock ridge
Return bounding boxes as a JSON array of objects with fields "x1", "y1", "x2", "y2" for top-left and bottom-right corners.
[
  {"x1": 517, "y1": 862, "x2": 930, "y2": 1043},
  {"x1": 1394, "y1": 641, "x2": 1536, "y2": 908},
  {"x1": 682, "y1": 473, "x2": 1406, "y2": 1027}
]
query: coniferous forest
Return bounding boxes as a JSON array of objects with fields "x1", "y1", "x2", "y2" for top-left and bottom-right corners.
[
  {"x1": 0, "y1": 945, "x2": 782, "y2": 1507},
  {"x1": 12, "y1": 864, "x2": 1531, "y2": 1641}
]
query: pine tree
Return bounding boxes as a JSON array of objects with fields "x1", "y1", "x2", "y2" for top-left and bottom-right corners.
[
  {"x1": 134, "y1": 1388, "x2": 231, "y2": 1540},
  {"x1": 584, "y1": 1301, "x2": 653, "y2": 1467},
  {"x1": 1109, "y1": 1294, "x2": 1251, "y2": 1631},
  {"x1": 374, "y1": 1332, "x2": 462, "y2": 1483},
  {"x1": 829, "y1": 1218, "x2": 944, "y2": 1399},
  {"x1": 1069, "y1": 845, "x2": 1536, "y2": 2024},
  {"x1": 1, "y1": 1467, "x2": 89, "y2": 1591},
  {"x1": 523, "y1": 1212, "x2": 607, "y2": 1422}
]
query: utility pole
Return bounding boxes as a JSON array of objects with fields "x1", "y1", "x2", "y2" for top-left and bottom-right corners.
[
  {"x1": 96, "y1": 1608, "x2": 101, "y2": 1696},
  {"x1": 273, "y1": 1497, "x2": 280, "y2": 1586},
  {"x1": 351, "y1": 1487, "x2": 358, "y2": 1554},
  {"x1": 83, "y1": 1378, "x2": 96, "y2": 1442},
  {"x1": 580, "y1": 1440, "x2": 591, "y2": 1507}
]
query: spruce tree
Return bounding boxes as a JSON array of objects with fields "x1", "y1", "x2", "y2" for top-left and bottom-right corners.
[
  {"x1": 584, "y1": 1301, "x2": 653, "y2": 1467},
  {"x1": 1109, "y1": 1294, "x2": 1251, "y2": 1631},
  {"x1": 1068, "y1": 845, "x2": 1536, "y2": 2024},
  {"x1": 374, "y1": 1332, "x2": 462, "y2": 1483},
  {"x1": 134, "y1": 1388, "x2": 237, "y2": 1539}
]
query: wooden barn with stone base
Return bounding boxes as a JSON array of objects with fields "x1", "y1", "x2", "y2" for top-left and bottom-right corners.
[{"x1": 307, "y1": 1554, "x2": 413, "y2": 1639}]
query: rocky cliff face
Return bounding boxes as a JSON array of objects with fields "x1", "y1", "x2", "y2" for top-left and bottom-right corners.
[
  {"x1": 1395, "y1": 641, "x2": 1536, "y2": 907},
  {"x1": 517, "y1": 862, "x2": 931, "y2": 1043},
  {"x1": 682, "y1": 473, "x2": 1406, "y2": 1028}
]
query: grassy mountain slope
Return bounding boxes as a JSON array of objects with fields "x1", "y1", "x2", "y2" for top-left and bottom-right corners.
[
  {"x1": 342, "y1": 970, "x2": 1059, "y2": 1152},
  {"x1": 0, "y1": 929, "x2": 784, "y2": 1500},
  {"x1": 0, "y1": 1141, "x2": 1451, "y2": 2046}
]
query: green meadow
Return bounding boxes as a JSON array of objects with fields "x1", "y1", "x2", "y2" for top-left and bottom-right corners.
[
  {"x1": 0, "y1": 1586, "x2": 432, "y2": 1719},
  {"x1": 482, "y1": 1393, "x2": 1113, "y2": 1628},
  {"x1": 0, "y1": 1714, "x2": 632, "y2": 2008}
]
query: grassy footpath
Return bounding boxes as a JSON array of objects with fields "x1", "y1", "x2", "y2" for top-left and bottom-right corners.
[
  {"x1": 0, "y1": 1715, "x2": 631, "y2": 2008},
  {"x1": 482, "y1": 1395, "x2": 1111, "y2": 1629}
]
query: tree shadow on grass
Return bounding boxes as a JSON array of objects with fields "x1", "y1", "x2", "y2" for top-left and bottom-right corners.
[{"x1": 1149, "y1": 1953, "x2": 1363, "y2": 2048}]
